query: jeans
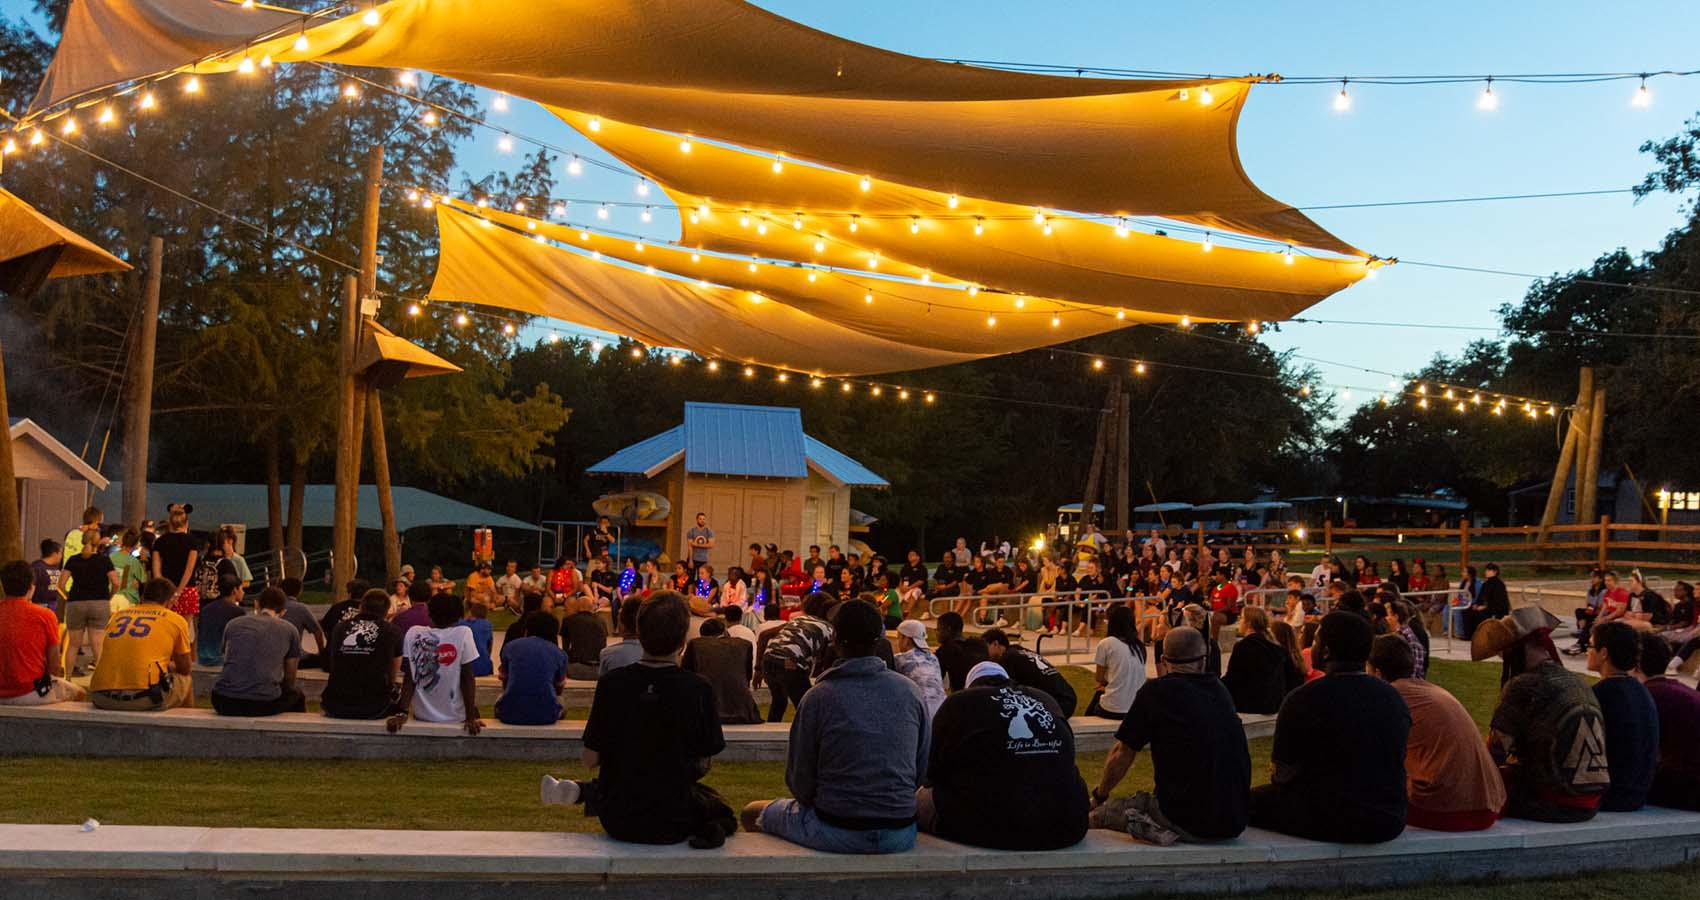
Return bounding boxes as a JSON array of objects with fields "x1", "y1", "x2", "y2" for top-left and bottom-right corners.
[
  {"x1": 1445, "y1": 604, "x2": 1469, "y2": 638},
  {"x1": 758, "y1": 799, "x2": 916, "y2": 854},
  {"x1": 762, "y1": 657, "x2": 810, "y2": 723}
]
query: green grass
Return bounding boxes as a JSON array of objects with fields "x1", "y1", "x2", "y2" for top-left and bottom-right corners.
[{"x1": 0, "y1": 659, "x2": 1490, "y2": 834}]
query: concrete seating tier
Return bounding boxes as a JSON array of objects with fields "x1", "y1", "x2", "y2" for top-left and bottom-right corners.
[
  {"x1": 0, "y1": 703, "x2": 1275, "y2": 761},
  {"x1": 3, "y1": 810, "x2": 1698, "y2": 899},
  {"x1": 184, "y1": 665, "x2": 774, "y2": 707}
]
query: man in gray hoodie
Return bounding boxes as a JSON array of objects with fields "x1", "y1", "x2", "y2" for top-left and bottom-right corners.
[{"x1": 742, "y1": 599, "x2": 930, "y2": 853}]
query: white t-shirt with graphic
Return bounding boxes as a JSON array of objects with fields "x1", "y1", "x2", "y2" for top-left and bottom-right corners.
[
  {"x1": 1092, "y1": 637, "x2": 1147, "y2": 715},
  {"x1": 402, "y1": 624, "x2": 480, "y2": 723}
]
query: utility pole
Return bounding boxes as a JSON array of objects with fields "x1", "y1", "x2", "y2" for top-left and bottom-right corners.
[
  {"x1": 332, "y1": 274, "x2": 362, "y2": 592},
  {"x1": 122, "y1": 236, "x2": 162, "y2": 527},
  {"x1": 358, "y1": 144, "x2": 402, "y2": 584}
]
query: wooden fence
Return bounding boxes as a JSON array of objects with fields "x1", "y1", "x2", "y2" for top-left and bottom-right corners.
[{"x1": 1170, "y1": 518, "x2": 1700, "y2": 573}]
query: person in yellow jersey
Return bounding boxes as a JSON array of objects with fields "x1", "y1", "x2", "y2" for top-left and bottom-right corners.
[{"x1": 88, "y1": 577, "x2": 195, "y2": 711}]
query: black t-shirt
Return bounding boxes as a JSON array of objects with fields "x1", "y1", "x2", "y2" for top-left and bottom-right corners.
[
  {"x1": 320, "y1": 616, "x2": 402, "y2": 716},
  {"x1": 1270, "y1": 671, "x2": 1411, "y2": 842},
  {"x1": 936, "y1": 636, "x2": 990, "y2": 692},
  {"x1": 590, "y1": 569, "x2": 617, "y2": 594},
  {"x1": 825, "y1": 557, "x2": 848, "y2": 581},
  {"x1": 999, "y1": 646, "x2": 1077, "y2": 717},
  {"x1": 933, "y1": 564, "x2": 963, "y2": 590},
  {"x1": 965, "y1": 567, "x2": 997, "y2": 591},
  {"x1": 899, "y1": 563, "x2": 930, "y2": 588},
  {"x1": 1054, "y1": 572, "x2": 1078, "y2": 593},
  {"x1": 563, "y1": 611, "x2": 606, "y2": 667},
  {"x1": 152, "y1": 532, "x2": 203, "y2": 584},
  {"x1": 1593, "y1": 676, "x2": 1659, "y2": 811},
  {"x1": 1077, "y1": 573, "x2": 1117, "y2": 599},
  {"x1": 1117, "y1": 672, "x2": 1251, "y2": 840},
  {"x1": 1221, "y1": 633, "x2": 1290, "y2": 715},
  {"x1": 63, "y1": 552, "x2": 116, "y2": 602},
  {"x1": 320, "y1": 600, "x2": 362, "y2": 638},
  {"x1": 928, "y1": 677, "x2": 1089, "y2": 850},
  {"x1": 582, "y1": 663, "x2": 725, "y2": 844}
]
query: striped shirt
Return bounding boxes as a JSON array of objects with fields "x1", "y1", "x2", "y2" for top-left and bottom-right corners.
[{"x1": 762, "y1": 614, "x2": 833, "y2": 666}]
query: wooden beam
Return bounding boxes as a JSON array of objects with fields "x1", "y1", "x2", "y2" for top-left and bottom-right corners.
[
  {"x1": 121, "y1": 236, "x2": 162, "y2": 528},
  {"x1": 0, "y1": 335, "x2": 21, "y2": 560},
  {"x1": 1569, "y1": 368, "x2": 1595, "y2": 524},
  {"x1": 358, "y1": 144, "x2": 402, "y2": 584},
  {"x1": 1114, "y1": 390, "x2": 1131, "y2": 534},
  {"x1": 1535, "y1": 370, "x2": 1591, "y2": 547},
  {"x1": 332, "y1": 274, "x2": 361, "y2": 591},
  {"x1": 1577, "y1": 387, "x2": 1606, "y2": 526}
]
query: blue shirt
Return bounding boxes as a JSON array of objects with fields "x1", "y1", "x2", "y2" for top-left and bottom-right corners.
[
  {"x1": 458, "y1": 617, "x2": 495, "y2": 677},
  {"x1": 196, "y1": 599, "x2": 247, "y2": 666},
  {"x1": 1593, "y1": 675, "x2": 1659, "y2": 811},
  {"x1": 496, "y1": 636, "x2": 567, "y2": 725}
]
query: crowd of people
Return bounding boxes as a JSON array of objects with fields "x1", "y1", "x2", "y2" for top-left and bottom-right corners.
[{"x1": 3, "y1": 506, "x2": 1698, "y2": 856}]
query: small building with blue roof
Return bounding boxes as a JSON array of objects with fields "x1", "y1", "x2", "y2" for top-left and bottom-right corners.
[{"x1": 586, "y1": 403, "x2": 887, "y2": 571}]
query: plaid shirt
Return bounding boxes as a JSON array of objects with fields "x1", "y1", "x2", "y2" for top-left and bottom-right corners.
[{"x1": 1401, "y1": 624, "x2": 1428, "y2": 679}]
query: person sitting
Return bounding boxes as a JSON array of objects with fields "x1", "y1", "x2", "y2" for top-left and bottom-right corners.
[
  {"x1": 210, "y1": 586, "x2": 306, "y2": 717},
  {"x1": 196, "y1": 574, "x2": 247, "y2": 667},
  {"x1": 1090, "y1": 626, "x2": 1251, "y2": 845},
  {"x1": 458, "y1": 600, "x2": 496, "y2": 678},
  {"x1": 759, "y1": 591, "x2": 835, "y2": 722},
  {"x1": 1474, "y1": 605, "x2": 1609, "y2": 821},
  {"x1": 561, "y1": 595, "x2": 608, "y2": 681},
  {"x1": 320, "y1": 589, "x2": 403, "y2": 720},
  {"x1": 892, "y1": 619, "x2": 946, "y2": 721},
  {"x1": 497, "y1": 612, "x2": 569, "y2": 725},
  {"x1": 502, "y1": 590, "x2": 553, "y2": 646},
  {"x1": 387, "y1": 593, "x2": 484, "y2": 735},
  {"x1": 1564, "y1": 569, "x2": 1608, "y2": 655},
  {"x1": 391, "y1": 577, "x2": 436, "y2": 637},
  {"x1": 1221, "y1": 606, "x2": 1289, "y2": 715},
  {"x1": 743, "y1": 600, "x2": 929, "y2": 854},
  {"x1": 1251, "y1": 612, "x2": 1410, "y2": 843},
  {"x1": 983, "y1": 628, "x2": 1077, "y2": 716},
  {"x1": 683, "y1": 618, "x2": 761, "y2": 725},
  {"x1": 1586, "y1": 621, "x2": 1659, "y2": 811},
  {"x1": 0, "y1": 560, "x2": 86, "y2": 705},
  {"x1": 1459, "y1": 563, "x2": 1511, "y2": 639},
  {"x1": 1638, "y1": 634, "x2": 1700, "y2": 810},
  {"x1": 723, "y1": 603, "x2": 758, "y2": 649},
  {"x1": 1387, "y1": 599, "x2": 1429, "y2": 680},
  {"x1": 539, "y1": 592, "x2": 738, "y2": 848},
  {"x1": 920, "y1": 660, "x2": 1088, "y2": 849},
  {"x1": 276, "y1": 578, "x2": 329, "y2": 667},
  {"x1": 88, "y1": 577, "x2": 195, "y2": 710},
  {"x1": 1367, "y1": 635, "x2": 1505, "y2": 831},
  {"x1": 318, "y1": 579, "x2": 371, "y2": 645},
  {"x1": 933, "y1": 611, "x2": 989, "y2": 692},
  {"x1": 1087, "y1": 606, "x2": 1146, "y2": 720},
  {"x1": 598, "y1": 599, "x2": 643, "y2": 677}
]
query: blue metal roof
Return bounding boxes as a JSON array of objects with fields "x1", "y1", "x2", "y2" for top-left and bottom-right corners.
[
  {"x1": 684, "y1": 403, "x2": 807, "y2": 478},
  {"x1": 584, "y1": 425, "x2": 685, "y2": 478},
  {"x1": 94, "y1": 483, "x2": 541, "y2": 532},
  {"x1": 586, "y1": 404, "x2": 886, "y2": 488},
  {"x1": 803, "y1": 436, "x2": 889, "y2": 489}
]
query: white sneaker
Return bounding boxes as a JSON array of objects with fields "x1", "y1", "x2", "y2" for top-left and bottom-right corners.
[
  {"x1": 994, "y1": 617, "x2": 1011, "y2": 628},
  {"x1": 540, "y1": 775, "x2": 581, "y2": 806},
  {"x1": 1073, "y1": 624, "x2": 1087, "y2": 637},
  {"x1": 920, "y1": 612, "x2": 932, "y2": 621}
]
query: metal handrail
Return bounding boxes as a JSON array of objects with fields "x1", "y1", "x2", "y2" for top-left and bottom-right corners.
[{"x1": 928, "y1": 590, "x2": 1116, "y2": 660}]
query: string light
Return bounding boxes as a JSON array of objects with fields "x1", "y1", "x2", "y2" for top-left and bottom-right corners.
[
  {"x1": 871, "y1": 386, "x2": 882, "y2": 397},
  {"x1": 1050, "y1": 315, "x2": 1061, "y2": 327},
  {"x1": 974, "y1": 217, "x2": 985, "y2": 236},
  {"x1": 793, "y1": 212, "x2": 804, "y2": 230},
  {"x1": 925, "y1": 393, "x2": 936, "y2": 404},
  {"x1": 587, "y1": 117, "x2": 601, "y2": 132},
  {"x1": 396, "y1": 71, "x2": 416, "y2": 87},
  {"x1": 1, "y1": 138, "x2": 14, "y2": 155},
  {"x1": 1199, "y1": 85, "x2": 1214, "y2": 105},
  {"x1": 813, "y1": 238, "x2": 826, "y2": 253},
  {"x1": 1114, "y1": 218, "x2": 1129, "y2": 238},
  {"x1": 1477, "y1": 77, "x2": 1498, "y2": 111},
  {"x1": 811, "y1": 377, "x2": 823, "y2": 388},
  {"x1": 1093, "y1": 358, "x2": 1105, "y2": 370},
  {"x1": 421, "y1": 110, "x2": 437, "y2": 125},
  {"x1": 756, "y1": 220, "x2": 769, "y2": 235},
  {"x1": 859, "y1": 175, "x2": 871, "y2": 192},
  {"x1": 597, "y1": 203, "x2": 610, "y2": 219},
  {"x1": 28, "y1": 128, "x2": 42, "y2": 146},
  {"x1": 497, "y1": 135, "x2": 513, "y2": 152},
  {"x1": 1135, "y1": 361, "x2": 1147, "y2": 374},
  {"x1": 1632, "y1": 76, "x2": 1652, "y2": 108},
  {"x1": 849, "y1": 215, "x2": 860, "y2": 233},
  {"x1": 503, "y1": 322, "x2": 516, "y2": 335},
  {"x1": 641, "y1": 206, "x2": 653, "y2": 223},
  {"x1": 183, "y1": 74, "x2": 201, "y2": 94},
  {"x1": 707, "y1": 360, "x2": 719, "y2": 372},
  {"x1": 771, "y1": 153, "x2": 786, "y2": 174},
  {"x1": 841, "y1": 382, "x2": 853, "y2": 393},
  {"x1": 59, "y1": 117, "x2": 76, "y2": 136},
  {"x1": 567, "y1": 155, "x2": 583, "y2": 176},
  {"x1": 492, "y1": 93, "x2": 509, "y2": 112},
  {"x1": 1179, "y1": 315, "x2": 1191, "y2": 328},
  {"x1": 777, "y1": 372, "x2": 790, "y2": 383},
  {"x1": 293, "y1": 33, "x2": 308, "y2": 52},
  {"x1": 237, "y1": 56, "x2": 255, "y2": 75},
  {"x1": 456, "y1": 313, "x2": 469, "y2": 327},
  {"x1": 1201, "y1": 232, "x2": 1214, "y2": 253},
  {"x1": 679, "y1": 134, "x2": 693, "y2": 153},
  {"x1": 406, "y1": 303, "x2": 420, "y2": 316},
  {"x1": 342, "y1": 82, "x2": 361, "y2": 99},
  {"x1": 1333, "y1": 79, "x2": 1352, "y2": 112},
  {"x1": 1283, "y1": 245, "x2": 1295, "y2": 265},
  {"x1": 551, "y1": 203, "x2": 566, "y2": 217},
  {"x1": 361, "y1": 7, "x2": 381, "y2": 27},
  {"x1": 910, "y1": 216, "x2": 921, "y2": 234},
  {"x1": 864, "y1": 292, "x2": 874, "y2": 304},
  {"x1": 986, "y1": 315, "x2": 998, "y2": 328},
  {"x1": 947, "y1": 194, "x2": 959, "y2": 209},
  {"x1": 138, "y1": 91, "x2": 156, "y2": 111},
  {"x1": 634, "y1": 178, "x2": 651, "y2": 197}
]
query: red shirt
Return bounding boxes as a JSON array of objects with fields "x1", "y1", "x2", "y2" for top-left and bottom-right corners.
[
  {"x1": 1601, "y1": 587, "x2": 1631, "y2": 617},
  {"x1": 0, "y1": 598, "x2": 59, "y2": 698},
  {"x1": 1408, "y1": 575, "x2": 1430, "y2": 593},
  {"x1": 1210, "y1": 582, "x2": 1240, "y2": 613},
  {"x1": 549, "y1": 568, "x2": 579, "y2": 595}
]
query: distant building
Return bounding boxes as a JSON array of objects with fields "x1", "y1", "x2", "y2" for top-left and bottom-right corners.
[
  {"x1": 586, "y1": 403, "x2": 888, "y2": 570},
  {"x1": 1507, "y1": 466, "x2": 1694, "y2": 528},
  {"x1": 9, "y1": 418, "x2": 109, "y2": 554}
]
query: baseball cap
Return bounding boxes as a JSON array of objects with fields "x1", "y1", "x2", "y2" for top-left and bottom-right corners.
[
  {"x1": 896, "y1": 619, "x2": 928, "y2": 646},
  {"x1": 965, "y1": 660, "x2": 1009, "y2": 686}
]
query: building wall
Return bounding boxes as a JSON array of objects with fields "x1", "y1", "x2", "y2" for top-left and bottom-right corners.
[{"x1": 11, "y1": 436, "x2": 84, "y2": 482}]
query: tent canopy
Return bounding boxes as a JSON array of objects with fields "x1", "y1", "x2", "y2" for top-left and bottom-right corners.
[
  {"x1": 0, "y1": 186, "x2": 131, "y2": 296},
  {"x1": 94, "y1": 482, "x2": 542, "y2": 532}
]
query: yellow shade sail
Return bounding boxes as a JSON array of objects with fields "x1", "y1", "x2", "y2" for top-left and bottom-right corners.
[
  {"x1": 552, "y1": 110, "x2": 1371, "y2": 323},
  {"x1": 426, "y1": 206, "x2": 981, "y2": 375},
  {"x1": 438, "y1": 198, "x2": 1159, "y2": 354},
  {"x1": 0, "y1": 186, "x2": 131, "y2": 296},
  {"x1": 32, "y1": 0, "x2": 1360, "y2": 253}
]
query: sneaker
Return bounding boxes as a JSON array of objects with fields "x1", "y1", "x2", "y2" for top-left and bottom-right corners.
[
  {"x1": 1562, "y1": 644, "x2": 1586, "y2": 656},
  {"x1": 539, "y1": 775, "x2": 581, "y2": 806},
  {"x1": 994, "y1": 617, "x2": 1011, "y2": 628},
  {"x1": 1073, "y1": 623, "x2": 1087, "y2": 637},
  {"x1": 1125, "y1": 807, "x2": 1181, "y2": 847},
  {"x1": 920, "y1": 612, "x2": 932, "y2": 621}
]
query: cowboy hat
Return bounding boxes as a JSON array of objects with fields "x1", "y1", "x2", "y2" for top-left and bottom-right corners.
[{"x1": 1470, "y1": 605, "x2": 1562, "y2": 661}]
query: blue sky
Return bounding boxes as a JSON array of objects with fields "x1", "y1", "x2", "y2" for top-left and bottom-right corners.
[{"x1": 446, "y1": 0, "x2": 1700, "y2": 401}]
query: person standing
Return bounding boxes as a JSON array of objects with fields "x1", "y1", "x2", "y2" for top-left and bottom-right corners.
[
  {"x1": 743, "y1": 601, "x2": 930, "y2": 854},
  {"x1": 61, "y1": 531, "x2": 119, "y2": 675},
  {"x1": 759, "y1": 592, "x2": 835, "y2": 722},
  {"x1": 685, "y1": 512, "x2": 715, "y2": 570},
  {"x1": 28, "y1": 540, "x2": 63, "y2": 618},
  {"x1": 1090, "y1": 627, "x2": 1251, "y2": 846},
  {"x1": 151, "y1": 504, "x2": 204, "y2": 625},
  {"x1": 109, "y1": 529, "x2": 146, "y2": 610}
]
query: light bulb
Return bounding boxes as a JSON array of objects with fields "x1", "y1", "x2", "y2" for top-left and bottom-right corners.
[
  {"x1": 406, "y1": 302, "x2": 421, "y2": 316},
  {"x1": 947, "y1": 194, "x2": 959, "y2": 209},
  {"x1": 749, "y1": 259, "x2": 759, "y2": 272},
  {"x1": 849, "y1": 215, "x2": 860, "y2": 233},
  {"x1": 859, "y1": 175, "x2": 871, "y2": 191},
  {"x1": 1014, "y1": 297, "x2": 1026, "y2": 309},
  {"x1": 1115, "y1": 309, "x2": 1126, "y2": 320},
  {"x1": 397, "y1": 71, "x2": 416, "y2": 87},
  {"x1": 492, "y1": 93, "x2": 509, "y2": 112},
  {"x1": 813, "y1": 239, "x2": 826, "y2": 253},
  {"x1": 1201, "y1": 233, "x2": 1213, "y2": 253},
  {"x1": 421, "y1": 110, "x2": 437, "y2": 125},
  {"x1": 641, "y1": 206, "x2": 653, "y2": 223},
  {"x1": 1477, "y1": 79, "x2": 1498, "y2": 111},
  {"x1": 864, "y1": 293, "x2": 873, "y2": 304},
  {"x1": 1033, "y1": 209, "x2": 1046, "y2": 225},
  {"x1": 811, "y1": 378, "x2": 823, "y2": 388},
  {"x1": 548, "y1": 333, "x2": 560, "y2": 345},
  {"x1": 60, "y1": 117, "x2": 76, "y2": 135},
  {"x1": 183, "y1": 75, "x2": 201, "y2": 94},
  {"x1": 597, "y1": 204, "x2": 609, "y2": 219},
  {"x1": 362, "y1": 8, "x2": 381, "y2": 27},
  {"x1": 343, "y1": 82, "x2": 361, "y2": 99},
  {"x1": 1135, "y1": 362, "x2": 1147, "y2": 374},
  {"x1": 1283, "y1": 245, "x2": 1295, "y2": 265},
  {"x1": 138, "y1": 91, "x2": 156, "y2": 110},
  {"x1": 771, "y1": 153, "x2": 785, "y2": 174},
  {"x1": 259, "y1": 55, "x2": 272, "y2": 69},
  {"x1": 925, "y1": 393, "x2": 935, "y2": 404},
  {"x1": 237, "y1": 57, "x2": 255, "y2": 75},
  {"x1": 1179, "y1": 315, "x2": 1191, "y2": 328},
  {"x1": 690, "y1": 252, "x2": 701, "y2": 262},
  {"x1": 807, "y1": 269, "x2": 817, "y2": 282},
  {"x1": 778, "y1": 373, "x2": 790, "y2": 383},
  {"x1": 920, "y1": 270, "x2": 931, "y2": 283},
  {"x1": 1093, "y1": 359, "x2": 1105, "y2": 371},
  {"x1": 967, "y1": 285, "x2": 979, "y2": 297},
  {"x1": 587, "y1": 117, "x2": 601, "y2": 132},
  {"x1": 974, "y1": 217, "x2": 984, "y2": 236},
  {"x1": 793, "y1": 213, "x2": 803, "y2": 230},
  {"x1": 910, "y1": 216, "x2": 920, "y2": 234},
  {"x1": 94, "y1": 105, "x2": 113, "y2": 125},
  {"x1": 669, "y1": 355, "x2": 680, "y2": 365},
  {"x1": 456, "y1": 313, "x2": 469, "y2": 326},
  {"x1": 1, "y1": 138, "x2": 14, "y2": 155},
  {"x1": 1198, "y1": 85, "x2": 1213, "y2": 105},
  {"x1": 679, "y1": 135, "x2": 692, "y2": 153},
  {"x1": 1247, "y1": 320, "x2": 1260, "y2": 334},
  {"x1": 475, "y1": 197, "x2": 488, "y2": 208},
  {"x1": 1633, "y1": 79, "x2": 1652, "y2": 108},
  {"x1": 744, "y1": 366, "x2": 755, "y2": 377},
  {"x1": 552, "y1": 203, "x2": 566, "y2": 217},
  {"x1": 567, "y1": 155, "x2": 583, "y2": 176},
  {"x1": 635, "y1": 178, "x2": 650, "y2": 197},
  {"x1": 1418, "y1": 398, "x2": 1429, "y2": 409},
  {"x1": 634, "y1": 240, "x2": 645, "y2": 252},
  {"x1": 293, "y1": 34, "x2": 309, "y2": 52},
  {"x1": 1333, "y1": 81, "x2": 1351, "y2": 112},
  {"x1": 1042, "y1": 220, "x2": 1052, "y2": 236},
  {"x1": 497, "y1": 135, "x2": 513, "y2": 152},
  {"x1": 1050, "y1": 315, "x2": 1061, "y2": 328},
  {"x1": 503, "y1": 322, "x2": 516, "y2": 335},
  {"x1": 1300, "y1": 385, "x2": 1311, "y2": 396},
  {"x1": 871, "y1": 386, "x2": 882, "y2": 397},
  {"x1": 1114, "y1": 217, "x2": 1129, "y2": 238},
  {"x1": 986, "y1": 315, "x2": 998, "y2": 328},
  {"x1": 739, "y1": 213, "x2": 751, "y2": 228},
  {"x1": 841, "y1": 382, "x2": 852, "y2": 393},
  {"x1": 866, "y1": 253, "x2": 878, "y2": 270},
  {"x1": 706, "y1": 359, "x2": 717, "y2": 371},
  {"x1": 579, "y1": 230, "x2": 589, "y2": 241},
  {"x1": 696, "y1": 204, "x2": 709, "y2": 219},
  {"x1": 756, "y1": 220, "x2": 768, "y2": 235}
]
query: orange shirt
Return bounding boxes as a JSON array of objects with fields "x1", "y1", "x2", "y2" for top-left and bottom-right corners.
[{"x1": 0, "y1": 598, "x2": 59, "y2": 698}]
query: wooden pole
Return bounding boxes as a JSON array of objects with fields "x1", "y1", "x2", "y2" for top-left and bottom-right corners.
[
  {"x1": 1323, "y1": 519, "x2": 1334, "y2": 558},
  {"x1": 121, "y1": 236, "x2": 163, "y2": 529},
  {"x1": 1577, "y1": 387, "x2": 1606, "y2": 527},
  {"x1": 1114, "y1": 391, "x2": 1131, "y2": 535},
  {"x1": 0, "y1": 334, "x2": 22, "y2": 560},
  {"x1": 1597, "y1": 515, "x2": 1611, "y2": 570},
  {"x1": 332, "y1": 274, "x2": 361, "y2": 591},
  {"x1": 1079, "y1": 377, "x2": 1121, "y2": 530},
  {"x1": 1569, "y1": 368, "x2": 1595, "y2": 523},
  {"x1": 1536, "y1": 370, "x2": 1592, "y2": 547},
  {"x1": 358, "y1": 144, "x2": 401, "y2": 584},
  {"x1": 1459, "y1": 520, "x2": 1471, "y2": 571}
]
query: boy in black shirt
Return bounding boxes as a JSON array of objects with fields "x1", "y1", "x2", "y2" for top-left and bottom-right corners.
[
  {"x1": 983, "y1": 628, "x2": 1077, "y2": 716},
  {"x1": 540, "y1": 591, "x2": 737, "y2": 848},
  {"x1": 934, "y1": 612, "x2": 989, "y2": 692},
  {"x1": 1251, "y1": 611, "x2": 1411, "y2": 843}
]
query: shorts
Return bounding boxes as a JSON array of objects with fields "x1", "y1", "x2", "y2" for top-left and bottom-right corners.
[
  {"x1": 171, "y1": 587, "x2": 200, "y2": 618},
  {"x1": 0, "y1": 677, "x2": 87, "y2": 706},
  {"x1": 66, "y1": 600, "x2": 112, "y2": 631}
]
